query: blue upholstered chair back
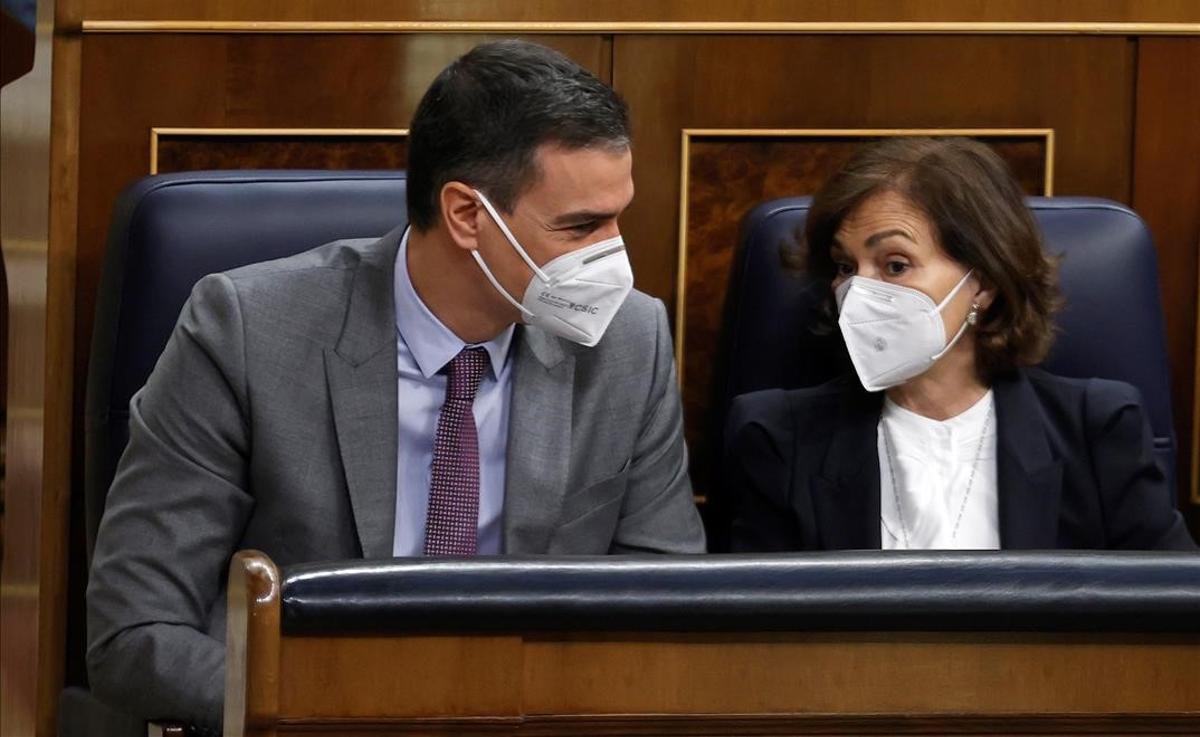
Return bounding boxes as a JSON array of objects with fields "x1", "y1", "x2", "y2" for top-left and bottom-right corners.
[
  {"x1": 718, "y1": 197, "x2": 1177, "y2": 504},
  {"x1": 85, "y1": 170, "x2": 408, "y2": 555}
]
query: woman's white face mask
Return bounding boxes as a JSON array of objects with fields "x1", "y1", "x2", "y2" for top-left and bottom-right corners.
[
  {"x1": 835, "y1": 269, "x2": 975, "y2": 392},
  {"x1": 470, "y1": 189, "x2": 635, "y2": 347}
]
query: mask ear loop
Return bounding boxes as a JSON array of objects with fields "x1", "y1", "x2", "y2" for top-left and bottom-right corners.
[
  {"x1": 934, "y1": 268, "x2": 975, "y2": 311},
  {"x1": 469, "y1": 250, "x2": 534, "y2": 319},
  {"x1": 929, "y1": 270, "x2": 979, "y2": 362},
  {"x1": 473, "y1": 189, "x2": 550, "y2": 282}
]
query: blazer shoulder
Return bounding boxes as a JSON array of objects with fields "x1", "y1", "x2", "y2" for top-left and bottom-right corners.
[
  {"x1": 1022, "y1": 367, "x2": 1145, "y2": 423},
  {"x1": 222, "y1": 226, "x2": 401, "y2": 285},
  {"x1": 176, "y1": 228, "x2": 401, "y2": 359},
  {"x1": 728, "y1": 376, "x2": 859, "y2": 445}
]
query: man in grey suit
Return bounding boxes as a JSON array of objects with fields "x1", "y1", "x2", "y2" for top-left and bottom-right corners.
[{"x1": 87, "y1": 40, "x2": 705, "y2": 733}]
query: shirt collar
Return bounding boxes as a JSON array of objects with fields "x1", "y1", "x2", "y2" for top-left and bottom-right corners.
[
  {"x1": 394, "y1": 228, "x2": 515, "y2": 380},
  {"x1": 882, "y1": 389, "x2": 995, "y2": 440}
]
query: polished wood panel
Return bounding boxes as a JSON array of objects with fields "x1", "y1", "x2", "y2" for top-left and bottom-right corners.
[
  {"x1": 0, "y1": 249, "x2": 6, "y2": 550},
  {"x1": 520, "y1": 713, "x2": 1200, "y2": 735},
  {"x1": 225, "y1": 551, "x2": 281, "y2": 736},
  {"x1": 155, "y1": 132, "x2": 408, "y2": 174},
  {"x1": 279, "y1": 637, "x2": 524, "y2": 719},
  {"x1": 246, "y1": 713, "x2": 1200, "y2": 736},
  {"x1": 616, "y1": 34, "x2": 1133, "y2": 306},
  {"x1": 521, "y1": 633, "x2": 1200, "y2": 714},
  {"x1": 1132, "y1": 39, "x2": 1200, "y2": 514},
  {"x1": 679, "y1": 133, "x2": 1047, "y2": 495},
  {"x1": 61, "y1": 0, "x2": 1200, "y2": 25},
  {"x1": 44, "y1": 22, "x2": 85, "y2": 736},
  {"x1": 0, "y1": 0, "x2": 58, "y2": 735}
]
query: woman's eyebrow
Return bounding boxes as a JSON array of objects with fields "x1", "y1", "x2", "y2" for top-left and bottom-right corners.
[{"x1": 865, "y1": 229, "x2": 916, "y2": 247}]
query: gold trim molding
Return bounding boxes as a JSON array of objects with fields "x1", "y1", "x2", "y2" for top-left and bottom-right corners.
[
  {"x1": 149, "y1": 127, "x2": 409, "y2": 174},
  {"x1": 84, "y1": 21, "x2": 1200, "y2": 35},
  {"x1": 673, "y1": 127, "x2": 1056, "y2": 387}
]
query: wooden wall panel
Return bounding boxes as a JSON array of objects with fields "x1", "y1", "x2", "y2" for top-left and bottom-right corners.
[
  {"x1": 0, "y1": 1, "x2": 69, "y2": 735},
  {"x1": 615, "y1": 34, "x2": 1134, "y2": 302},
  {"x1": 520, "y1": 633, "x2": 1200, "y2": 715},
  {"x1": 61, "y1": 0, "x2": 1200, "y2": 25},
  {"x1": 154, "y1": 132, "x2": 408, "y2": 173},
  {"x1": 614, "y1": 34, "x2": 1136, "y2": 500},
  {"x1": 1133, "y1": 38, "x2": 1200, "y2": 519}
]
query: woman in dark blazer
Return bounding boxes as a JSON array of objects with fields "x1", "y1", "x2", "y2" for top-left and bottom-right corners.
[{"x1": 728, "y1": 137, "x2": 1196, "y2": 552}]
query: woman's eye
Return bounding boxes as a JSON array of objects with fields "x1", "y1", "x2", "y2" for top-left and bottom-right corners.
[
  {"x1": 884, "y1": 261, "x2": 909, "y2": 276},
  {"x1": 834, "y1": 262, "x2": 855, "y2": 276}
]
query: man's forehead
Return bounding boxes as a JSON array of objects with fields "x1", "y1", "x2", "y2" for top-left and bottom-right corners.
[{"x1": 524, "y1": 143, "x2": 634, "y2": 213}]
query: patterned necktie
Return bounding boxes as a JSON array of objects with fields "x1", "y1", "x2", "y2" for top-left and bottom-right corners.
[{"x1": 424, "y1": 347, "x2": 489, "y2": 555}]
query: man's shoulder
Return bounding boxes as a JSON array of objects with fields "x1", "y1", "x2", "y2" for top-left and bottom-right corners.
[
  {"x1": 184, "y1": 228, "x2": 401, "y2": 349},
  {"x1": 222, "y1": 230, "x2": 395, "y2": 286},
  {"x1": 209, "y1": 228, "x2": 399, "y2": 310}
]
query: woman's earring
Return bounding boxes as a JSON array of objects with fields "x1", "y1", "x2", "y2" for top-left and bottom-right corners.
[{"x1": 966, "y1": 303, "x2": 980, "y2": 326}]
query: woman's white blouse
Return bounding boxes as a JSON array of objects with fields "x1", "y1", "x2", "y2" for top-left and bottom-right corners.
[{"x1": 878, "y1": 390, "x2": 1000, "y2": 550}]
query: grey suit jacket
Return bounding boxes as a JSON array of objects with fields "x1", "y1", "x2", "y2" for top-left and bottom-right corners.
[{"x1": 86, "y1": 223, "x2": 705, "y2": 730}]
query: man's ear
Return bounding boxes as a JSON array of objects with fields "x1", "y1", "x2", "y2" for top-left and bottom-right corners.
[{"x1": 440, "y1": 182, "x2": 482, "y2": 252}]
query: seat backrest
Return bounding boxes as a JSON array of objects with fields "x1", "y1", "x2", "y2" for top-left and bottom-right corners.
[
  {"x1": 85, "y1": 169, "x2": 408, "y2": 556},
  {"x1": 717, "y1": 196, "x2": 1176, "y2": 514}
]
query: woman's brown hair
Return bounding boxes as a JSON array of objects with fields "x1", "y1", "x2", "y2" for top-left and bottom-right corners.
[{"x1": 795, "y1": 136, "x2": 1061, "y2": 378}]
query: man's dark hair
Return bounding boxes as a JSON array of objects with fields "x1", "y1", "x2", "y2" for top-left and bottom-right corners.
[{"x1": 406, "y1": 40, "x2": 631, "y2": 231}]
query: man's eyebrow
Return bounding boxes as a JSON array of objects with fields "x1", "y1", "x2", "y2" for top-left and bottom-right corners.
[
  {"x1": 548, "y1": 209, "x2": 620, "y2": 228},
  {"x1": 865, "y1": 229, "x2": 916, "y2": 247}
]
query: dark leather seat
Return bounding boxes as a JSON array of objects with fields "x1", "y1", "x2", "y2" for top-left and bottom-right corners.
[
  {"x1": 70, "y1": 169, "x2": 408, "y2": 737},
  {"x1": 711, "y1": 197, "x2": 1177, "y2": 547},
  {"x1": 281, "y1": 552, "x2": 1200, "y2": 634}
]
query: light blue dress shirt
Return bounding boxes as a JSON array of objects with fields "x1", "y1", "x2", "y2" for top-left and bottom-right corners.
[{"x1": 392, "y1": 229, "x2": 515, "y2": 555}]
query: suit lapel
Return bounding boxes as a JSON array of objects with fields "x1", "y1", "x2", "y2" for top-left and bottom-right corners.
[
  {"x1": 502, "y1": 326, "x2": 573, "y2": 553},
  {"x1": 812, "y1": 387, "x2": 883, "y2": 549},
  {"x1": 994, "y1": 371, "x2": 1063, "y2": 549},
  {"x1": 326, "y1": 226, "x2": 404, "y2": 559}
]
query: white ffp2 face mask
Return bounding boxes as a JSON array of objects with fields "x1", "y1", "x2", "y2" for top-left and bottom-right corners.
[
  {"x1": 470, "y1": 189, "x2": 635, "y2": 347},
  {"x1": 835, "y1": 270, "x2": 975, "y2": 392}
]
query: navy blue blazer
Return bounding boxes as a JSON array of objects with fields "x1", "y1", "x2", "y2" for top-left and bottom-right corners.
[{"x1": 726, "y1": 368, "x2": 1197, "y2": 551}]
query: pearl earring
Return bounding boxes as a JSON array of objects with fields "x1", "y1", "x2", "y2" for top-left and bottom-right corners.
[{"x1": 966, "y1": 303, "x2": 980, "y2": 326}]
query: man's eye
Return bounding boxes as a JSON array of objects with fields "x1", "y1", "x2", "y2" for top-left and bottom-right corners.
[{"x1": 885, "y1": 261, "x2": 909, "y2": 276}]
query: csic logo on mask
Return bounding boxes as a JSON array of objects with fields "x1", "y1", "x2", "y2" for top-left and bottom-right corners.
[{"x1": 538, "y1": 291, "x2": 601, "y2": 315}]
